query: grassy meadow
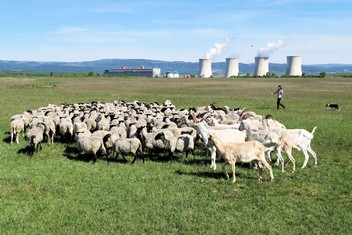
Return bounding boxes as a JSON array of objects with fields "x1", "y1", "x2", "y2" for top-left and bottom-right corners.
[{"x1": 0, "y1": 75, "x2": 351, "y2": 234}]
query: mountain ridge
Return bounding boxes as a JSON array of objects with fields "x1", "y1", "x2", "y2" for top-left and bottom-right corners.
[{"x1": 1, "y1": 59, "x2": 352, "y2": 76}]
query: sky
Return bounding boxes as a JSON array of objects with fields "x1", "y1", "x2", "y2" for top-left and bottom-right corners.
[{"x1": 0, "y1": 0, "x2": 351, "y2": 64}]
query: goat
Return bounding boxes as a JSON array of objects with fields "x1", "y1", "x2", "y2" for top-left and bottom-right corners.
[
  {"x1": 208, "y1": 134, "x2": 274, "y2": 183},
  {"x1": 195, "y1": 122, "x2": 246, "y2": 170}
]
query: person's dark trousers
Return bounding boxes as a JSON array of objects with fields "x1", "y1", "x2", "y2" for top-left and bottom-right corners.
[{"x1": 277, "y1": 98, "x2": 285, "y2": 109}]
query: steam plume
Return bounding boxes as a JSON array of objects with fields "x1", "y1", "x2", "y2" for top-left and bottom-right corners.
[
  {"x1": 258, "y1": 39, "x2": 284, "y2": 57},
  {"x1": 206, "y1": 36, "x2": 229, "y2": 59}
]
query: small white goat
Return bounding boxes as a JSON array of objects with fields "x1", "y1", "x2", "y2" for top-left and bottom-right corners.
[{"x1": 208, "y1": 134, "x2": 274, "y2": 183}]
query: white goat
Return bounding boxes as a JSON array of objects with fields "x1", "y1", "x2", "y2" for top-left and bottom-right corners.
[
  {"x1": 271, "y1": 127, "x2": 317, "y2": 168},
  {"x1": 195, "y1": 122, "x2": 246, "y2": 170}
]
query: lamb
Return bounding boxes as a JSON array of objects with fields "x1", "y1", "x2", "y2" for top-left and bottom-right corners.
[
  {"x1": 208, "y1": 134, "x2": 274, "y2": 183},
  {"x1": 10, "y1": 117, "x2": 25, "y2": 144},
  {"x1": 26, "y1": 122, "x2": 45, "y2": 153},
  {"x1": 103, "y1": 134, "x2": 144, "y2": 164}
]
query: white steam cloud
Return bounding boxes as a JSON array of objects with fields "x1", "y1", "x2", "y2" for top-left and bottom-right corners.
[
  {"x1": 258, "y1": 39, "x2": 284, "y2": 57},
  {"x1": 206, "y1": 36, "x2": 229, "y2": 59}
]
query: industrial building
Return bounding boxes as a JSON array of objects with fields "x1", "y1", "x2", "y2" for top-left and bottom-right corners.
[
  {"x1": 165, "y1": 71, "x2": 180, "y2": 78},
  {"x1": 104, "y1": 66, "x2": 161, "y2": 77}
]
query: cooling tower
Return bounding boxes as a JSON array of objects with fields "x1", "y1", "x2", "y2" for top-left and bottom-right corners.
[
  {"x1": 225, "y1": 58, "x2": 239, "y2": 78},
  {"x1": 199, "y1": 58, "x2": 212, "y2": 78},
  {"x1": 254, "y1": 57, "x2": 269, "y2": 76},
  {"x1": 286, "y1": 56, "x2": 302, "y2": 76}
]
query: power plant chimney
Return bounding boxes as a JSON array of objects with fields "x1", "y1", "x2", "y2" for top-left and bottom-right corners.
[
  {"x1": 225, "y1": 58, "x2": 239, "y2": 78},
  {"x1": 254, "y1": 57, "x2": 269, "y2": 76},
  {"x1": 286, "y1": 56, "x2": 302, "y2": 76},
  {"x1": 199, "y1": 58, "x2": 212, "y2": 78}
]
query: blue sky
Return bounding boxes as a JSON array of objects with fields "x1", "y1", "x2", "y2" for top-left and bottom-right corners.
[{"x1": 0, "y1": 0, "x2": 351, "y2": 64}]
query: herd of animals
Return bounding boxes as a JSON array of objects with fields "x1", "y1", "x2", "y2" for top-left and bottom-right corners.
[{"x1": 9, "y1": 100, "x2": 318, "y2": 183}]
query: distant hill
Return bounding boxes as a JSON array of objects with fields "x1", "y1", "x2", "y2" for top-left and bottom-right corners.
[{"x1": 1, "y1": 59, "x2": 352, "y2": 76}]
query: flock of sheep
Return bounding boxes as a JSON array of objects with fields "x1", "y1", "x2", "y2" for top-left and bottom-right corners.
[{"x1": 10, "y1": 100, "x2": 318, "y2": 183}]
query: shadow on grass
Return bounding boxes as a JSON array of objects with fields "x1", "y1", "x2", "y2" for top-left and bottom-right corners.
[
  {"x1": 175, "y1": 163, "x2": 258, "y2": 181},
  {"x1": 17, "y1": 146, "x2": 35, "y2": 156},
  {"x1": 3, "y1": 132, "x2": 12, "y2": 144},
  {"x1": 175, "y1": 169, "x2": 226, "y2": 180}
]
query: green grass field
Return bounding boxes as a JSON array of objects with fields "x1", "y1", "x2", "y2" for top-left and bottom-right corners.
[{"x1": 1, "y1": 76, "x2": 351, "y2": 234}]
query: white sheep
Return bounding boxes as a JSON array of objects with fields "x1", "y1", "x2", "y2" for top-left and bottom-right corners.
[
  {"x1": 77, "y1": 133, "x2": 110, "y2": 163},
  {"x1": 10, "y1": 117, "x2": 25, "y2": 144},
  {"x1": 208, "y1": 134, "x2": 274, "y2": 183},
  {"x1": 103, "y1": 134, "x2": 144, "y2": 163},
  {"x1": 43, "y1": 116, "x2": 56, "y2": 145},
  {"x1": 26, "y1": 122, "x2": 45, "y2": 153}
]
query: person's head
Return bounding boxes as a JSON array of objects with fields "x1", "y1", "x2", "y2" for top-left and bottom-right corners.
[{"x1": 278, "y1": 85, "x2": 282, "y2": 89}]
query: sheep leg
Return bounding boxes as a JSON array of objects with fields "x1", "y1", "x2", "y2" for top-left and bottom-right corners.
[
  {"x1": 122, "y1": 154, "x2": 127, "y2": 163},
  {"x1": 132, "y1": 155, "x2": 137, "y2": 164},
  {"x1": 10, "y1": 132, "x2": 14, "y2": 144}
]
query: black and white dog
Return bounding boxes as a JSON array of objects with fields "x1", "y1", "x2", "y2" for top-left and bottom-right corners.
[{"x1": 326, "y1": 103, "x2": 340, "y2": 111}]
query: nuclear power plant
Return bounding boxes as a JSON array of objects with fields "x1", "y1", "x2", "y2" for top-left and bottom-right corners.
[
  {"x1": 198, "y1": 58, "x2": 212, "y2": 78},
  {"x1": 196, "y1": 55, "x2": 303, "y2": 77},
  {"x1": 225, "y1": 58, "x2": 239, "y2": 78},
  {"x1": 286, "y1": 56, "x2": 302, "y2": 76},
  {"x1": 254, "y1": 57, "x2": 269, "y2": 76}
]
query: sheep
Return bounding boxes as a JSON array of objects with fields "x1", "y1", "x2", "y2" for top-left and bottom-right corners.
[
  {"x1": 59, "y1": 116, "x2": 74, "y2": 143},
  {"x1": 208, "y1": 134, "x2": 274, "y2": 183},
  {"x1": 103, "y1": 134, "x2": 144, "y2": 163},
  {"x1": 10, "y1": 117, "x2": 25, "y2": 144},
  {"x1": 76, "y1": 133, "x2": 110, "y2": 163},
  {"x1": 43, "y1": 116, "x2": 56, "y2": 145},
  {"x1": 175, "y1": 134, "x2": 195, "y2": 159},
  {"x1": 154, "y1": 132, "x2": 194, "y2": 161},
  {"x1": 26, "y1": 122, "x2": 45, "y2": 153}
]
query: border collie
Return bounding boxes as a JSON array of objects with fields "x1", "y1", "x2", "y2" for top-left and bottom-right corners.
[{"x1": 326, "y1": 103, "x2": 340, "y2": 111}]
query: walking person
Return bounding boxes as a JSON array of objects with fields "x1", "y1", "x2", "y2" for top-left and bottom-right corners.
[{"x1": 271, "y1": 85, "x2": 286, "y2": 109}]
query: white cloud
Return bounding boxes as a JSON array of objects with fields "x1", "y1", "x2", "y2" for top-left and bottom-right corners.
[{"x1": 57, "y1": 27, "x2": 87, "y2": 34}]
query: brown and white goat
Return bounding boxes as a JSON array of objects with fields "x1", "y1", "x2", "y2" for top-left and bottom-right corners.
[{"x1": 208, "y1": 134, "x2": 274, "y2": 183}]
